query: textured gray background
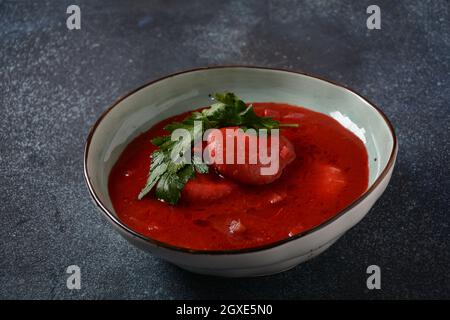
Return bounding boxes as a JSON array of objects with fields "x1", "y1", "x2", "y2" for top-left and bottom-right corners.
[{"x1": 1, "y1": 0, "x2": 449, "y2": 299}]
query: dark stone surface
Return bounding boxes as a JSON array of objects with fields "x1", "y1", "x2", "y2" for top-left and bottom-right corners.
[{"x1": 0, "y1": 0, "x2": 449, "y2": 299}]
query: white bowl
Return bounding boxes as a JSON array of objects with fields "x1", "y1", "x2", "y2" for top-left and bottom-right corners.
[{"x1": 84, "y1": 66, "x2": 398, "y2": 277}]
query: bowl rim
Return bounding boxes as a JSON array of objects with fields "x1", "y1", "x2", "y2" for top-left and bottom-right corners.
[{"x1": 84, "y1": 65, "x2": 398, "y2": 255}]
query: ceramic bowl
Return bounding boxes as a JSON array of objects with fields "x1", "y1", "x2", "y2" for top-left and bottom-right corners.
[{"x1": 84, "y1": 66, "x2": 398, "y2": 277}]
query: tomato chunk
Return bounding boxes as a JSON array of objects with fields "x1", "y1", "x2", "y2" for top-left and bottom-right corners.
[
  {"x1": 182, "y1": 173, "x2": 236, "y2": 203},
  {"x1": 312, "y1": 164, "x2": 347, "y2": 196},
  {"x1": 205, "y1": 127, "x2": 296, "y2": 185}
]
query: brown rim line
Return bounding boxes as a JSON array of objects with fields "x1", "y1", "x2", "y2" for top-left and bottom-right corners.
[{"x1": 84, "y1": 65, "x2": 398, "y2": 255}]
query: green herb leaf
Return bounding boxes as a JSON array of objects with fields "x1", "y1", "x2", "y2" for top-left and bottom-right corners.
[
  {"x1": 154, "y1": 171, "x2": 184, "y2": 205},
  {"x1": 151, "y1": 136, "x2": 170, "y2": 146},
  {"x1": 138, "y1": 150, "x2": 167, "y2": 200},
  {"x1": 193, "y1": 154, "x2": 209, "y2": 174}
]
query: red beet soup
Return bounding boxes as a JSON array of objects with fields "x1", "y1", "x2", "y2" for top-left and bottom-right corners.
[{"x1": 108, "y1": 103, "x2": 369, "y2": 250}]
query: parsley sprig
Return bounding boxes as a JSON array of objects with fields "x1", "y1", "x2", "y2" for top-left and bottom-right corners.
[{"x1": 138, "y1": 92, "x2": 298, "y2": 204}]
